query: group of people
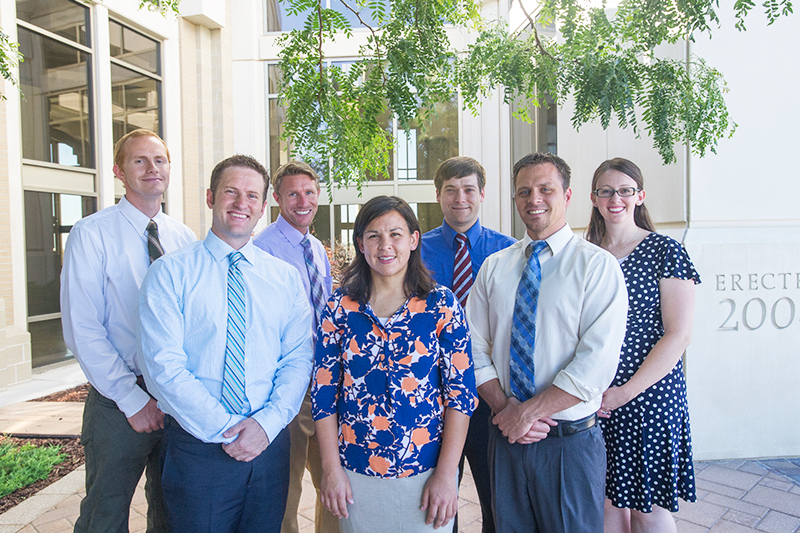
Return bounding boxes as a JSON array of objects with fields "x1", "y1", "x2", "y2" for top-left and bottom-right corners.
[{"x1": 60, "y1": 128, "x2": 700, "y2": 533}]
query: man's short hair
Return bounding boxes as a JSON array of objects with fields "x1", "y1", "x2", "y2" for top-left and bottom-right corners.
[
  {"x1": 209, "y1": 155, "x2": 270, "y2": 201},
  {"x1": 272, "y1": 161, "x2": 320, "y2": 196},
  {"x1": 434, "y1": 156, "x2": 487, "y2": 193},
  {"x1": 512, "y1": 152, "x2": 571, "y2": 191},
  {"x1": 114, "y1": 129, "x2": 170, "y2": 167}
]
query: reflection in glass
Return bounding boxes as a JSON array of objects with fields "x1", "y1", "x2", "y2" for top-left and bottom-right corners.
[
  {"x1": 19, "y1": 27, "x2": 94, "y2": 167},
  {"x1": 265, "y1": 0, "x2": 379, "y2": 33},
  {"x1": 25, "y1": 191, "x2": 96, "y2": 366},
  {"x1": 109, "y1": 20, "x2": 160, "y2": 74},
  {"x1": 411, "y1": 202, "x2": 444, "y2": 234},
  {"x1": 269, "y1": 99, "x2": 327, "y2": 181},
  {"x1": 367, "y1": 107, "x2": 393, "y2": 181},
  {"x1": 111, "y1": 64, "x2": 161, "y2": 143},
  {"x1": 268, "y1": 65, "x2": 283, "y2": 95},
  {"x1": 16, "y1": 0, "x2": 89, "y2": 46},
  {"x1": 265, "y1": 0, "x2": 306, "y2": 32},
  {"x1": 399, "y1": 96, "x2": 458, "y2": 181},
  {"x1": 334, "y1": 204, "x2": 360, "y2": 251}
]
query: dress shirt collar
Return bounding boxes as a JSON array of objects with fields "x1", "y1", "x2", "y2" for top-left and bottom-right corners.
[
  {"x1": 441, "y1": 219, "x2": 483, "y2": 250},
  {"x1": 118, "y1": 195, "x2": 165, "y2": 235},
  {"x1": 274, "y1": 213, "x2": 308, "y2": 247},
  {"x1": 203, "y1": 229, "x2": 257, "y2": 265},
  {"x1": 521, "y1": 223, "x2": 574, "y2": 257}
]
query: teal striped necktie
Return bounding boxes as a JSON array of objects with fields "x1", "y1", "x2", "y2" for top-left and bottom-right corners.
[{"x1": 221, "y1": 251, "x2": 247, "y2": 414}]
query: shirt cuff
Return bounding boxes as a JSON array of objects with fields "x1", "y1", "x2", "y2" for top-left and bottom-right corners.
[
  {"x1": 552, "y1": 370, "x2": 603, "y2": 404},
  {"x1": 475, "y1": 365, "x2": 499, "y2": 388},
  {"x1": 251, "y1": 407, "x2": 283, "y2": 444},
  {"x1": 116, "y1": 385, "x2": 152, "y2": 419}
]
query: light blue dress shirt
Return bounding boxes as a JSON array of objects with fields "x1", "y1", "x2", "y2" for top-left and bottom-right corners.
[
  {"x1": 60, "y1": 196, "x2": 196, "y2": 418},
  {"x1": 138, "y1": 230, "x2": 314, "y2": 444},
  {"x1": 253, "y1": 214, "x2": 333, "y2": 332}
]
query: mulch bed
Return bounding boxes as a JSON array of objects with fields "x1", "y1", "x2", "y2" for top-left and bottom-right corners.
[
  {"x1": 30, "y1": 383, "x2": 90, "y2": 403},
  {"x1": 0, "y1": 383, "x2": 89, "y2": 514}
]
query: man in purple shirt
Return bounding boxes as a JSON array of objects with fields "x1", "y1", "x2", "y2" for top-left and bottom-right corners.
[
  {"x1": 420, "y1": 156, "x2": 515, "y2": 533},
  {"x1": 253, "y1": 161, "x2": 336, "y2": 533}
]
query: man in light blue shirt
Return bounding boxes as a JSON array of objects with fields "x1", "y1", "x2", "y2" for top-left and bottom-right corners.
[
  {"x1": 253, "y1": 161, "x2": 337, "y2": 533},
  {"x1": 139, "y1": 155, "x2": 313, "y2": 533},
  {"x1": 420, "y1": 156, "x2": 515, "y2": 533}
]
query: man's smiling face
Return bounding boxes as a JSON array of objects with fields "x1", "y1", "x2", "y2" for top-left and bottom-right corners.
[
  {"x1": 207, "y1": 166, "x2": 267, "y2": 249},
  {"x1": 274, "y1": 173, "x2": 319, "y2": 234}
]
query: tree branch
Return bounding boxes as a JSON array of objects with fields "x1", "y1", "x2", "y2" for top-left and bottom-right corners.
[
  {"x1": 335, "y1": 0, "x2": 388, "y2": 86},
  {"x1": 517, "y1": 0, "x2": 554, "y2": 61}
]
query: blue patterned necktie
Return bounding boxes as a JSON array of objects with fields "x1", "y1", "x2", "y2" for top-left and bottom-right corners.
[
  {"x1": 301, "y1": 235, "x2": 326, "y2": 323},
  {"x1": 509, "y1": 240, "x2": 548, "y2": 402},
  {"x1": 221, "y1": 251, "x2": 247, "y2": 414}
]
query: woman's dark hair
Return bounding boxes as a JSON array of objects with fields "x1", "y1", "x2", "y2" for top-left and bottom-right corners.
[
  {"x1": 339, "y1": 196, "x2": 435, "y2": 305},
  {"x1": 585, "y1": 158, "x2": 656, "y2": 246}
]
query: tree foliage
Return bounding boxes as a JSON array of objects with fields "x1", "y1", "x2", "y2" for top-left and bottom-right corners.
[
  {"x1": 0, "y1": 0, "x2": 181, "y2": 100},
  {"x1": 277, "y1": 0, "x2": 793, "y2": 189}
]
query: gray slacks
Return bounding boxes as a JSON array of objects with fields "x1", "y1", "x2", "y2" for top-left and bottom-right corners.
[
  {"x1": 488, "y1": 422, "x2": 606, "y2": 533},
  {"x1": 74, "y1": 386, "x2": 168, "y2": 533}
]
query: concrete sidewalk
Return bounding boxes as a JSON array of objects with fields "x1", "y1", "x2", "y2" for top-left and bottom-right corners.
[{"x1": 0, "y1": 361, "x2": 798, "y2": 532}]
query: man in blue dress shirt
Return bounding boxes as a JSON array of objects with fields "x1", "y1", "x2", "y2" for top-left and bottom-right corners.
[
  {"x1": 253, "y1": 161, "x2": 336, "y2": 533},
  {"x1": 138, "y1": 155, "x2": 314, "y2": 533},
  {"x1": 61, "y1": 129, "x2": 196, "y2": 533},
  {"x1": 420, "y1": 156, "x2": 515, "y2": 533}
]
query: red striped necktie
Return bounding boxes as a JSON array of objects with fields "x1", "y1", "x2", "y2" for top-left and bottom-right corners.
[{"x1": 453, "y1": 233, "x2": 473, "y2": 308}]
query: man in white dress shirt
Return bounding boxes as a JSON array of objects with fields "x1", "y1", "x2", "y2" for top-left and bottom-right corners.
[
  {"x1": 467, "y1": 152, "x2": 628, "y2": 532},
  {"x1": 61, "y1": 130, "x2": 196, "y2": 533}
]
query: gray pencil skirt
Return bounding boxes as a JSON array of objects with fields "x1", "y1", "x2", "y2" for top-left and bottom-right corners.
[{"x1": 339, "y1": 468, "x2": 455, "y2": 533}]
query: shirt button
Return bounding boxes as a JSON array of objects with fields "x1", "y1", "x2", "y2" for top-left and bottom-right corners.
[{"x1": 245, "y1": 358, "x2": 249, "y2": 362}]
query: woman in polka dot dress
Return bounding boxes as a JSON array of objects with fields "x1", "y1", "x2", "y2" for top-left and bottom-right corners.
[{"x1": 586, "y1": 158, "x2": 700, "y2": 533}]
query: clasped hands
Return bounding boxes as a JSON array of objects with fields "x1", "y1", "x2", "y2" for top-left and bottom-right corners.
[{"x1": 492, "y1": 397, "x2": 556, "y2": 444}]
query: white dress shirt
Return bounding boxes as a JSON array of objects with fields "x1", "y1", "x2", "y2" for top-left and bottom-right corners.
[
  {"x1": 138, "y1": 231, "x2": 314, "y2": 443},
  {"x1": 466, "y1": 224, "x2": 628, "y2": 421},
  {"x1": 60, "y1": 196, "x2": 197, "y2": 418}
]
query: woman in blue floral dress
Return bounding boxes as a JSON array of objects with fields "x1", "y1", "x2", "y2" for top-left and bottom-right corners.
[
  {"x1": 586, "y1": 159, "x2": 700, "y2": 533},
  {"x1": 311, "y1": 196, "x2": 478, "y2": 533}
]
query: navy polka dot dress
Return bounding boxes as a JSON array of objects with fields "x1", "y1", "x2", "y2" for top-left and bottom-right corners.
[{"x1": 601, "y1": 232, "x2": 700, "y2": 513}]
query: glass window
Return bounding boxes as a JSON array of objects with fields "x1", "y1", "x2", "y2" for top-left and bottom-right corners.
[
  {"x1": 411, "y1": 202, "x2": 444, "y2": 234},
  {"x1": 399, "y1": 96, "x2": 459, "y2": 181},
  {"x1": 265, "y1": 0, "x2": 379, "y2": 33},
  {"x1": 111, "y1": 64, "x2": 161, "y2": 141},
  {"x1": 109, "y1": 19, "x2": 159, "y2": 74},
  {"x1": 312, "y1": 205, "x2": 332, "y2": 246},
  {"x1": 16, "y1": 0, "x2": 89, "y2": 46},
  {"x1": 18, "y1": 26, "x2": 94, "y2": 168},
  {"x1": 264, "y1": 0, "x2": 306, "y2": 32},
  {"x1": 25, "y1": 191, "x2": 96, "y2": 367},
  {"x1": 334, "y1": 204, "x2": 360, "y2": 251}
]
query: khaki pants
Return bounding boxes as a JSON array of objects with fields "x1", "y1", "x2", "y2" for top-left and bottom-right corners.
[{"x1": 282, "y1": 391, "x2": 340, "y2": 533}]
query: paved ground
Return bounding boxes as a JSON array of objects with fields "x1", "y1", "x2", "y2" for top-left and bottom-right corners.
[{"x1": 0, "y1": 361, "x2": 798, "y2": 532}]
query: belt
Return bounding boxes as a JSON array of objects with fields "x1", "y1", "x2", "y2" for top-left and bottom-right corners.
[{"x1": 545, "y1": 413, "x2": 597, "y2": 438}]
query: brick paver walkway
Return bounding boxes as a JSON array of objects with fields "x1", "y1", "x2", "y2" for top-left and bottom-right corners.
[{"x1": 4, "y1": 457, "x2": 799, "y2": 533}]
